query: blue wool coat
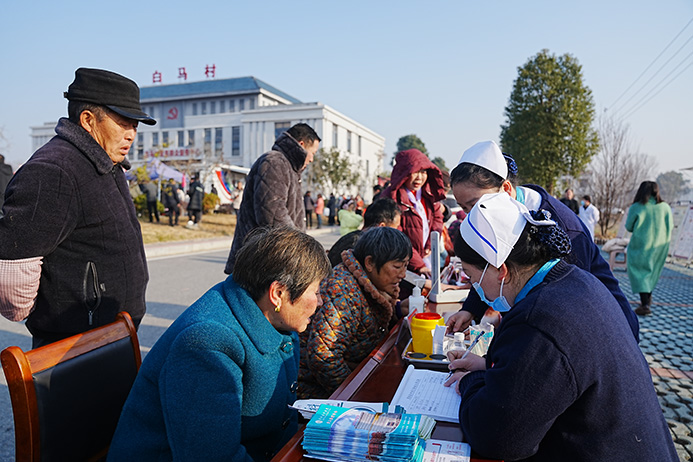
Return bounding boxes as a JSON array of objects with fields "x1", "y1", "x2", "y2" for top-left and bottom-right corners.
[
  {"x1": 458, "y1": 261, "x2": 677, "y2": 462},
  {"x1": 462, "y1": 184, "x2": 639, "y2": 342},
  {"x1": 108, "y1": 277, "x2": 299, "y2": 462}
]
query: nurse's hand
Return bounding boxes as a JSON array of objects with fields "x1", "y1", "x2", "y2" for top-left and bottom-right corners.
[
  {"x1": 447, "y1": 350, "x2": 486, "y2": 374},
  {"x1": 443, "y1": 370, "x2": 469, "y2": 394},
  {"x1": 446, "y1": 310, "x2": 473, "y2": 334}
]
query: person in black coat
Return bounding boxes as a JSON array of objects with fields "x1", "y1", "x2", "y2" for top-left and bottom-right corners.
[
  {"x1": 0, "y1": 68, "x2": 155, "y2": 347},
  {"x1": 446, "y1": 192, "x2": 677, "y2": 461},
  {"x1": 139, "y1": 180, "x2": 160, "y2": 223},
  {"x1": 303, "y1": 191, "x2": 315, "y2": 228},
  {"x1": 187, "y1": 175, "x2": 204, "y2": 226},
  {"x1": 559, "y1": 187, "x2": 580, "y2": 214},
  {"x1": 0, "y1": 154, "x2": 13, "y2": 216},
  {"x1": 162, "y1": 179, "x2": 181, "y2": 226},
  {"x1": 327, "y1": 193, "x2": 337, "y2": 226}
]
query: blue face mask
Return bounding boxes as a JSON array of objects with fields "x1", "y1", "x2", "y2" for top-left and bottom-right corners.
[{"x1": 472, "y1": 263, "x2": 512, "y2": 313}]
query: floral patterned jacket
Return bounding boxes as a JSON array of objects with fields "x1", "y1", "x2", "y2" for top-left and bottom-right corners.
[{"x1": 298, "y1": 250, "x2": 398, "y2": 399}]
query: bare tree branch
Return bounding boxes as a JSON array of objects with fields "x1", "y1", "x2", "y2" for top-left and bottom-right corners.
[{"x1": 588, "y1": 114, "x2": 656, "y2": 236}]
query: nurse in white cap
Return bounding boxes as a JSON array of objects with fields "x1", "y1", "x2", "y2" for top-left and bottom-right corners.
[
  {"x1": 445, "y1": 140, "x2": 639, "y2": 342},
  {"x1": 444, "y1": 192, "x2": 676, "y2": 462}
]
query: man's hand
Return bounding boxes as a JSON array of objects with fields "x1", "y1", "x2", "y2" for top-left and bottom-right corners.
[{"x1": 446, "y1": 310, "x2": 473, "y2": 334}]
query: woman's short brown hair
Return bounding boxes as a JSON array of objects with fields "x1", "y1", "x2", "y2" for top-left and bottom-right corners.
[{"x1": 233, "y1": 225, "x2": 331, "y2": 302}]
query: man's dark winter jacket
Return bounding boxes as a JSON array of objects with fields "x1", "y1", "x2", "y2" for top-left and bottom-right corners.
[
  {"x1": 0, "y1": 118, "x2": 148, "y2": 339},
  {"x1": 162, "y1": 182, "x2": 180, "y2": 209},
  {"x1": 187, "y1": 180, "x2": 204, "y2": 211},
  {"x1": 462, "y1": 184, "x2": 639, "y2": 342},
  {"x1": 140, "y1": 182, "x2": 158, "y2": 203},
  {"x1": 0, "y1": 158, "x2": 13, "y2": 211},
  {"x1": 224, "y1": 132, "x2": 307, "y2": 274},
  {"x1": 457, "y1": 261, "x2": 676, "y2": 461}
]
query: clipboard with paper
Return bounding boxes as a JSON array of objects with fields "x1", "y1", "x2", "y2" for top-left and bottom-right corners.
[{"x1": 390, "y1": 365, "x2": 462, "y2": 423}]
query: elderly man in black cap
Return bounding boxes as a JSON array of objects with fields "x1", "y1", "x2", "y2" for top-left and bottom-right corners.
[{"x1": 0, "y1": 68, "x2": 156, "y2": 347}]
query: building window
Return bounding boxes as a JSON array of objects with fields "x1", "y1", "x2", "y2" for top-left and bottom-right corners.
[
  {"x1": 152, "y1": 132, "x2": 159, "y2": 147},
  {"x1": 239, "y1": 99, "x2": 245, "y2": 111},
  {"x1": 332, "y1": 123, "x2": 338, "y2": 148},
  {"x1": 210, "y1": 101, "x2": 216, "y2": 114},
  {"x1": 232, "y1": 126, "x2": 240, "y2": 156},
  {"x1": 137, "y1": 133, "x2": 143, "y2": 160},
  {"x1": 249, "y1": 99, "x2": 255, "y2": 110},
  {"x1": 163, "y1": 131, "x2": 170, "y2": 147},
  {"x1": 177, "y1": 130, "x2": 184, "y2": 147},
  {"x1": 275, "y1": 122, "x2": 290, "y2": 140},
  {"x1": 204, "y1": 128, "x2": 212, "y2": 155},
  {"x1": 347, "y1": 130, "x2": 352, "y2": 152},
  {"x1": 188, "y1": 130, "x2": 195, "y2": 146},
  {"x1": 220, "y1": 100, "x2": 226, "y2": 113},
  {"x1": 358, "y1": 135, "x2": 362, "y2": 156},
  {"x1": 192, "y1": 103, "x2": 198, "y2": 116},
  {"x1": 201, "y1": 102, "x2": 207, "y2": 115},
  {"x1": 229, "y1": 100, "x2": 235, "y2": 112},
  {"x1": 215, "y1": 128, "x2": 223, "y2": 157}
]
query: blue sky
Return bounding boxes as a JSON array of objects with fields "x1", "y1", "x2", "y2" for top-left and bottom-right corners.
[{"x1": 1, "y1": 1, "x2": 692, "y2": 178}]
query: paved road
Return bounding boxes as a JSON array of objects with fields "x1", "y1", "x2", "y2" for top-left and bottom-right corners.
[{"x1": 1, "y1": 228, "x2": 691, "y2": 460}]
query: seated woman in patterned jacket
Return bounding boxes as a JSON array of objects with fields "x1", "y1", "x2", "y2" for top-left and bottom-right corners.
[{"x1": 298, "y1": 227, "x2": 412, "y2": 398}]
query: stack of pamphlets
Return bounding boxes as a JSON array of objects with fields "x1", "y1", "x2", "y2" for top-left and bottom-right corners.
[
  {"x1": 302, "y1": 404, "x2": 435, "y2": 462},
  {"x1": 290, "y1": 399, "x2": 394, "y2": 420}
]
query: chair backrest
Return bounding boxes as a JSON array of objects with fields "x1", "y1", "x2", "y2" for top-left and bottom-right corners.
[{"x1": 1, "y1": 311, "x2": 142, "y2": 462}]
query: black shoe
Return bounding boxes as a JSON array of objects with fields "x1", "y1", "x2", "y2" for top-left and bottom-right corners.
[{"x1": 634, "y1": 305, "x2": 652, "y2": 316}]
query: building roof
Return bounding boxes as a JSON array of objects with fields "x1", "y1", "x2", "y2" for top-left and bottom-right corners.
[{"x1": 140, "y1": 76, "x2": 302, "y2": 104}]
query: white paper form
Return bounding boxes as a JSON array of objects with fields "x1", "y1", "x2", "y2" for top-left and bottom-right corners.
[
  {"x1": 391, "y1": 365, "x2": 461, "y2": 423},
  {"x1": 423, "y1": 439, "x2": 471, "y2": 462}
]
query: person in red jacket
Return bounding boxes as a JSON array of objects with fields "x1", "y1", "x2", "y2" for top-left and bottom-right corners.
[{"x1": 382, "y1": 149, "x2": 446, "y2": 276}]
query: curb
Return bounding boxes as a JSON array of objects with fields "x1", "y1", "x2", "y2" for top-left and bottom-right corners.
[
  {"x1": 145, "y1": 237, "x2": 232, "y2": 259},
  {"x1": 143, "y1": 227, "x2": 338, "y2": 260}
]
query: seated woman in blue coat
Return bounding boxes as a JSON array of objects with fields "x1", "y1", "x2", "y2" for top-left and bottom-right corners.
[
  {"x1": 446, "y1": 140, "x2": 639, "y2": 341},
  {"x1": 108, "y1": 226, "x2": 331, "y2": 462},
  {"x1": 444, "y1": 192, "x2": 676, "y2": 461}
]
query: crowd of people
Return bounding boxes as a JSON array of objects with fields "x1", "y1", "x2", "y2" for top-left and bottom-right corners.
[{"x1": 0, "y1": 67, "x2": 679, "y2": 461}]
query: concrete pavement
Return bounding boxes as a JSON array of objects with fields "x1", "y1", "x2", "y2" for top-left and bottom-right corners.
[{"x1": 608, "y1": 259, "x2": 693, "y2": 461}]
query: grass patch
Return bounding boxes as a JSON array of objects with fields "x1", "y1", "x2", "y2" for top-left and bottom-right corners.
[{"x1": 138, "y1": 212, "x2": 237, "y2": 245}]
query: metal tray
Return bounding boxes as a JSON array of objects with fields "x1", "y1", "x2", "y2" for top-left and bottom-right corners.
[{"x1": 401, "y1": 338, "x2": 451, "y2": 370}]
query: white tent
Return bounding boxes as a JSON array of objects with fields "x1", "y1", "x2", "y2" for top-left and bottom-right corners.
[{"x1": 210, "y1": 164, "x2": 250, "y2": 205}]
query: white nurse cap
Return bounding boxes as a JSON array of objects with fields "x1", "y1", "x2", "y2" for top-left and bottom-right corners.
[
  {"x1": 460, "y1": 192, "x2": 555, "y2": 267},
  {"x1": 457, "y1": 140, "x2": 508, "y2": 180}
]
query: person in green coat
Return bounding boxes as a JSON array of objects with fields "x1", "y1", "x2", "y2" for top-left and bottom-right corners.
[
  {"x1": 626, "y1": 181, "x2": 673, "y2": 316},
  {"x1": 338, "y1": 199, "x2": 364, "y2": 236}
]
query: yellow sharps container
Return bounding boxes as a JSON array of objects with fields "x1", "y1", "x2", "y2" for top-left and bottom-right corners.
[{"x1": 410, "y1": 313, "x2": 445, "y2": 355}]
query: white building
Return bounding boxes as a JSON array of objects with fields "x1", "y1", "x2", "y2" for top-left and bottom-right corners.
[{"x1": 32, "y1": 76, "x2": 385, "y2": 199}]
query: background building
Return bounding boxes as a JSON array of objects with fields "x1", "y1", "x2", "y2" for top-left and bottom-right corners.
[{"x1": 32, "y1": 76, "x2": 385, "y2": 200}]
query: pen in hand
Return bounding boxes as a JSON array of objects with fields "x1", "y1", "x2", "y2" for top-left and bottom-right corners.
[{"x1": 447, "y1": 330, "x2": 485, "y2": 379}]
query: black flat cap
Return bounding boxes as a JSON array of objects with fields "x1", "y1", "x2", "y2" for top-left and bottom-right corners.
[{"x1": 64, "y1": 68, "x2": 156, "y2": 125}]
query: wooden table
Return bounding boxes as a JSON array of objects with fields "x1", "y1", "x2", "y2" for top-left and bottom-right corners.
[{"x1": 272, "y1": 302, "x2": 499, "y2": 462}]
